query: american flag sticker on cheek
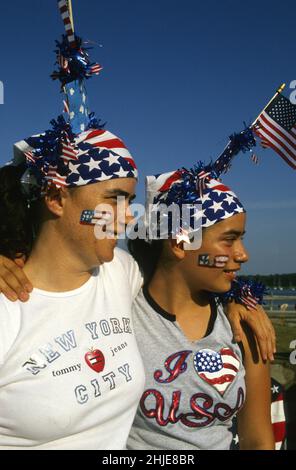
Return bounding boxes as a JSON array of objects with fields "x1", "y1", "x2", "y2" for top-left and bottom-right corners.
[
  {"x1": 198, "y1": 254, "x2": 229, "y2": 267},
  {"x1": 214, "y1": 255, "x2": 229, "y2": 268},
  {"x1": 80, "y1": 209, "x2": 112, "y2": 226}
]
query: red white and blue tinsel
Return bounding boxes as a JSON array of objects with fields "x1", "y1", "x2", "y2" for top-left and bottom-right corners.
[
  {"x1": 13, "y1": 0, "x2": 137, "y2": 198},
  {"x1": 145, "y1": 124, "x2": 257, "y2": 241},
  {"x1": 216, "y1": 278, "x2": 268, "y2": 310}
]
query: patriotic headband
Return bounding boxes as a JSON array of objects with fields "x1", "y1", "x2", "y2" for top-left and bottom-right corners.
[
  {"x1": 13, "y1": 122, "x2": 138, "y2": 194},
  {"x1": 13, "y1": 1, "x2": 137, "y2": 199},
  {"x1": 145, "y1": 127, "x2": 257, "y2": 241},
  {"x1": 145, "y1": 166, "x2": 245, "y2": 242}
]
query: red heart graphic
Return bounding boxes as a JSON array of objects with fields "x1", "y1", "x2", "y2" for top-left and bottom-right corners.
[
  {"x1": 85, "y1": 349, "x2": 105, "y2": 373},
  {"x1": 193, "y1": 348, "x2": 240, "y2": 396}
]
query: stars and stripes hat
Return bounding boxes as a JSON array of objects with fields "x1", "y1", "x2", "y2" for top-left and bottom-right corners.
[
  {"x1": 12, "y1": 0, "x2": 138, "y2": 199},
  {"x1": 13, "y1": 125, "x2": 138, "y2": 192},
  {"x1": 145, "y1": 164, "x2": 245, "y2": 242},
  {"x1": 144, "y1": 127, "x2": 258, "y2": 242}
]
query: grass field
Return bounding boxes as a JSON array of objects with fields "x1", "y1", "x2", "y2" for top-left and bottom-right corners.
[{"x1": 271, "y1": 319, "x2": 296, "y2": 389}]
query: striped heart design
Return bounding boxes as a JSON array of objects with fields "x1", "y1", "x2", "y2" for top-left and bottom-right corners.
[{"x1": 193, "y1": 348, "x2": 240, "y2": 396}]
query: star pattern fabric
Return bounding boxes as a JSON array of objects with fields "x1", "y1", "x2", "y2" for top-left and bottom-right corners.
[
  {"x1": 145, "y1": 168, "x2": 245, "y2": 239},
  {"x1": 15, "y1": 127, "x2": 138, "y2": 190}
]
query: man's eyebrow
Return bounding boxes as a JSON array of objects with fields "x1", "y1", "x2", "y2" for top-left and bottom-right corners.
[
  {"x1": 221, "y1": 230, "x2": 246, "y2": 236},
  {"x1": 104, "y1": 189, "x2": 136, "y2": 200}
]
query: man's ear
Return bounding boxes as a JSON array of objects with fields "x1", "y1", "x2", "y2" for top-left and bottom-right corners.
[
  {"x1": 169, "y1": 238, "x2": 186, "y2": 260},
  {"x1": 44, "y1": 186, "x2": 69, "y2": 217}
]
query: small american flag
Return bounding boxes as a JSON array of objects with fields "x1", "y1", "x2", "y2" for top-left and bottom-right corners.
[
  {"x1": 24, "y1": 151, "x2": 35, "y2": 164},
  {"x1": 61, "y1": 135, "x2": 78, "y2": 162},
  {"x1": 239, "y1": 285, "x2": 258, "y2": 310},
  {"x1": 58, "y1": 0, "x2": 76, "y2": 46},
  {"x1": 87, "y1": 64, "x2": 103, "y2": 76},
  {"x1": 254, "y1": 94, "x2": 296, "y2": 170},
  {"x1": 251, "y1": 153, "x2": 259, "y2": 165},
  {"x1": 271, "y1": 379, "x2": 286, "y2": 450}
]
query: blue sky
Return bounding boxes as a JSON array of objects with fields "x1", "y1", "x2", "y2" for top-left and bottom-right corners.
[{"x1": 0, "y1": 0, "x2": 295, "y2": 274}]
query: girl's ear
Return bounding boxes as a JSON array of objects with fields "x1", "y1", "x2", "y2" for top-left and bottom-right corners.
[
  {"x1": 44, "y1": 186, "x2": 69, "y2": 217},
  {"x1": 168, "y1": 238, "x2": 186, "y2": 260}
]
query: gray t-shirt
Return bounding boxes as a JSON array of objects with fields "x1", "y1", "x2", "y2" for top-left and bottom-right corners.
[{"x1": 127, "y1": 286, "x2": 246, "y2": 450}]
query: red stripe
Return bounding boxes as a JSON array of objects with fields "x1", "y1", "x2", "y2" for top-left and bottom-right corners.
[
  {"x1": 260, "y1": 113, "x2": 296, "y2": 152},
  {"x1": 274, "y1": 392, "x2": 284, "y2": 403},
  {"x1": 91, "y1": 138, "x2": 127, "y2": 150},
  {"x1": 258, "y1": 116, "x2": 296, "y2": 161},
  {"x1": 222, "y1": 362, "x2": 238, "y2": 372},
  {"x1": 60, "y1": 6, "x2": 68, "y2": 14},
  {"x1": 199, "y1": 373, "x2": 235, "y2": 386},
  {"x1": 212, "y1": 183, "x2": 231, "y2": 192},
  {"x1": 221, "y1": 348, "x2": 238, "y2": 360},
  {"x1": 84, "y1": 129, "x2": 106, "y2": 140},
  {"x1": 273, "y1": 421, "x2": 286, "y2": 444},
  {"x1": 258, "y1": 139, "x2": 296, "y2": 170},
  {"x1": 159, "y1": 171, "x2": 183, "y2": 192}
]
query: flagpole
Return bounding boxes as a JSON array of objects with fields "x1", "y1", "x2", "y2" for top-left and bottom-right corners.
[
  {"x1": 251, "y1": 83, "x2": 286, "y2": 128},
  {"x1": 67, "y1": 0, "x2": 75, "y2": 32}
]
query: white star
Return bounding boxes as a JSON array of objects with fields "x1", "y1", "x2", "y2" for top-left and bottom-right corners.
[
  {"x1": 193, "y1": 209, "x2": 203, "y2": 221},
  {"x1": 74, "y1": 175, "x2": 92, "y2": 186},
  {"x1": 70, "y1": 111, "x2": 75, "y2": 119},
  {"x1": 69, "y1": 88, "x2": 75, "y2": 96},
  {"x1": 113, "y1": 167, "x2": 129, "y2": 178},
  {"x1": 233, "y1": 434, "x2": 239, "y2": 445},
  {"x1": 86, "y1": 158, "x2": 100, "y2": 172},
  {"x1": 224, "y1": 194, "x2": 235, "y2": 205},
  {"x1": 82, "y1": 93, "x2": 86, "y2": 103},
  {"x1": 68, "y1": 162, "x2": 80, "y2": 175},
  {"x1": 79, "y1": 105, "x2": 85, "y2": 114},
  {"x1": 105, "y1": 154, "x2": 121, "y2": 166},
  {"x1": 271, "y1": 385, "x2": 279, "y2": 394},
  {"x1": 201, "y1": 192, "x2": 212, "y2": 203},
  {"x1": 211, "y1": 201, "x2": 224, "y2": 213}
]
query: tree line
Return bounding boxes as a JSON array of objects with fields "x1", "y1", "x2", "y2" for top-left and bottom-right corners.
[{"x1": 239, "y1": 273, "x2": 296, "y2": 289}]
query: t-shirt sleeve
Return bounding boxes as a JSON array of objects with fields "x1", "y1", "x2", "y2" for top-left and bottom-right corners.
[
  {"x1": 114, "y1": 247, "x2": 144, "y2": 300},
  {"x1": 0, "y1": 296, "x2": 21, "y2": 365}
]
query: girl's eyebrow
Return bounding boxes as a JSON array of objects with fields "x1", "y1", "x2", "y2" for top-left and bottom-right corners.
[
  {"x1": 221, "y1": 230, "x2": 246, "y2": 236},
  {"x1": 104, "y1": 189, "x2": 136, "y2": 201}
]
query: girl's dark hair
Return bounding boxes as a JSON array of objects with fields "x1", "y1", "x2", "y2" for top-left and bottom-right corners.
[
  {"x1": 0, "y1": 165, "x2": 38, "y2": 260},
  {"x1": 127, "y1": 238, "x2": 164, "y2": 284}
]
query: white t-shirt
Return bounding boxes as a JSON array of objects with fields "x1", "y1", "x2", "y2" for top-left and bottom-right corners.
[{"x1": 0, "y1": 248, "x2": 145, "y2": 450}]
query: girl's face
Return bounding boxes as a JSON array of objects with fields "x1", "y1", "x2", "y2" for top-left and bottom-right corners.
[
  {"x1": 181, "y1": 212, "x2": 248, "y2": 294},
  {"x1": 58, "y1": 178, "x2": 137, "y2": 269}
]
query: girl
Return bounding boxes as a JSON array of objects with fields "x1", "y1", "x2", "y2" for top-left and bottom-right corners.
[
  {"x1": 127, "y1": 164, "x2": 275, "y2": 450},
  {"x1": 0, "y1": 125, "x2": 146, "y2": 449}
]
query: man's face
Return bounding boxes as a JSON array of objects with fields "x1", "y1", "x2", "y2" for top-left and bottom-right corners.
[{"x1": 60, "y1": 178, "x2": 137, "y2": 269}]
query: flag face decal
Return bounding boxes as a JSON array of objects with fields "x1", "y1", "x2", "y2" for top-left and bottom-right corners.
[
  {"x1": 254, "y1": 94, "x2": 296, "y2": 169},
  {"x1": 193, "y1": 348, "x2": 240, "y2": 396}
]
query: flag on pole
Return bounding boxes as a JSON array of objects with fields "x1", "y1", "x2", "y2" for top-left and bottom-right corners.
[
  {"x1": 58, "y1": 0, "x2": 76, "y2": 46},
  {"x1": 253, "y1": 93, "x2": 296, "y2": 170}
]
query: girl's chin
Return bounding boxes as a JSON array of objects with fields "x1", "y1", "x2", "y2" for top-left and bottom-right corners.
[{"x1": 211, "y1": 279, "x2": 232, "y2": 294}]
